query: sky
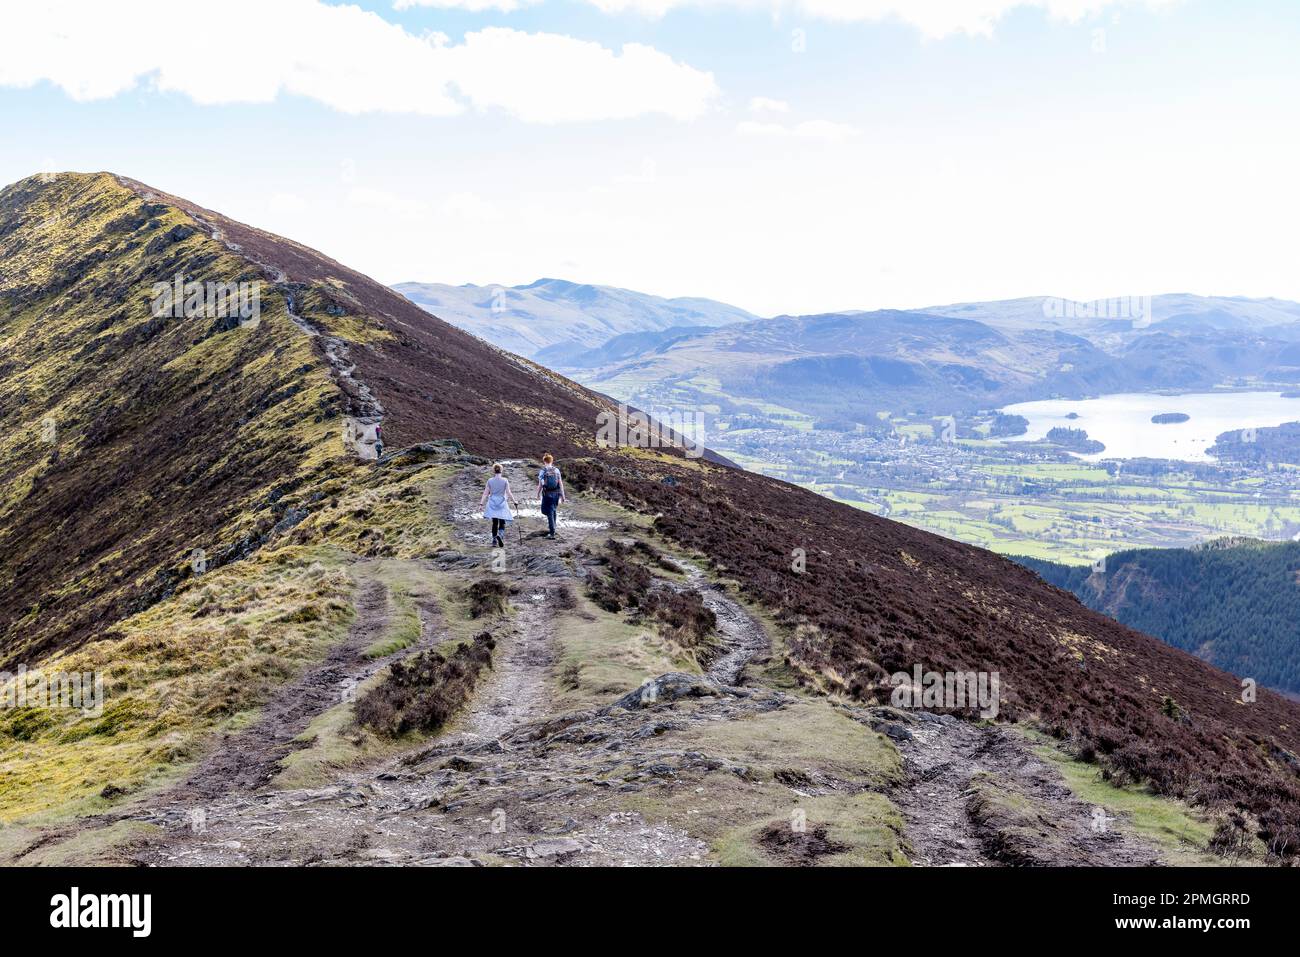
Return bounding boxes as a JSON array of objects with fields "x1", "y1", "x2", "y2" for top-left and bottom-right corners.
[{"x1": 1, "y1": 0, "x2": 1298, "y2": 316}]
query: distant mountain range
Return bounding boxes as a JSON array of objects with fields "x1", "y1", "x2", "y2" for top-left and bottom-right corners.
[
  {"x1": 562, "y1": 307, "x2": 1300, "y2": 423},
  {"x1": 571, "y1": 310, "x2": 1125, "y2": 418},
  {"x1": 393, "y1": 285, "x2": 1300, "y2": 422},
  {"x1": 1017, "y1": 539, "x2": 1300, "y2": 695},
  {"x1": 393, "y1": 278, "x2": 759, "y2": 360}
]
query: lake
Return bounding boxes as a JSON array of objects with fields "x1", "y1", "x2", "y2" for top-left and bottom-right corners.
[{"x1": 998, "y1": 391, "x2": 1300, "y2": 462}]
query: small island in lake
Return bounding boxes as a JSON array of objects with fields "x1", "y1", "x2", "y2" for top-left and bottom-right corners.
[
  {"x1": 1151, "y1": 412, "x2": 1190, "y2": 424},
  {"x1": 989, "y1": 413, "x2": 1029, "y2": 437},
  {"x1": 1045, "y1": 426, "x2": 1105, "y2": 453},
  {"x1": 1065, "y1": 412, "x2": 1081, "y2": 420}
]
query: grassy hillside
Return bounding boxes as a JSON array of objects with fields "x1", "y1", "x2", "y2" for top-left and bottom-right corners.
[{"x1": 0, "y1": 173, "x2": 346, "y2": 667}]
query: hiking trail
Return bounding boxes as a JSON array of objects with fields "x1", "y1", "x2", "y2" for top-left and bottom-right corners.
[
  {"x1": 21, "y1": 461, "x2": 1164, "y2": 867},
  {"x1": 883, "y1": 713, "x2": 1162, "y2": 866}
]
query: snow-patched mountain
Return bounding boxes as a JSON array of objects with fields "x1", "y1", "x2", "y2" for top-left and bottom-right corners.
[{"x1": 392, "y1": 278, "x2": 759, "y2": 359}]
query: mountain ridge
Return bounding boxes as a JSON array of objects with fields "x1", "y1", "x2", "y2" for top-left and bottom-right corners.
[
  {"x1": 404, "y1": 284, "x2": 1300, "y2": 425},
  {"x1": 3, "y1": 172, "x2": 1299, "y2": 861},
  {"x1": 394, "y1": 277, "x2": 760, "y2": 360}
]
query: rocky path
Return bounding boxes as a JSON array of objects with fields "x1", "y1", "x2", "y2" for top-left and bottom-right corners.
[
  {"x1": 673, "y1": 560, "x2": 769, "y2": 685},
  {"x1": 458, "y1": 595, "x2": 556, "y2": 745},
  {"x1": 97, "y1": 463, "x2": 763, "y2": 865},
  {"x1": 880, "y1": 710, "x2": 1163, "y2": 866},
  {"x1": 443, "y1": 460, "x2": 581, "y2": 745},
  {"x1": 30, "y1": 461, "x2": 1165, "y2": 867}
]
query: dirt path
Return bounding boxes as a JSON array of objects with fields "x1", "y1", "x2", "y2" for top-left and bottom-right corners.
[
  {"x1": 165, "y1": 576, "x2": 392, "y2": 802},
  {"x1": 442, "y1": 460, "x2": 579, "y2": 744},
  {"x1": 107, "y1": 465, "x2": 789, "y2": 866},
  {"x1": 891, "y1": 715, "x2": 989, "y2": 866},
  {"x1": 30, "y1": 461, "x2": 1166, "y2": 868},
  {"x1": 447, "y1": 459, "x2": 608, "y2": 548},
  {"x1": 112, "y1": 467, "x2": 718, "y2": 865},
  {"x1": 673, "y1": 560, "x2": 769, "y2": 685},
  {"x1": 457, "y1": 596, "x2": 556, "y2": 745},
  {"x1": 885, "y1": 712, "x2": 1163, "y2": 866}
]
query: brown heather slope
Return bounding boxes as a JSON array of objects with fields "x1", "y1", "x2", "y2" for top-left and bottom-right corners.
[
  {"x1": 0, "y1": 173, "x2": 344, "y2": 666},
  {"x1": 4, "y1": 172, "x2": 1300, "y2": 856},
  {"x1": 571, "y1": 459, "x2": 1300, "y2": 853},
  {"x1": 111, "y1": 175, "x2": 607, "y2": 461}
]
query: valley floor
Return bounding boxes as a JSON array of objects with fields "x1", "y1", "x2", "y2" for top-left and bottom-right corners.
[{"x1": 1, "y1": 461, "x2": 1226, "y2": 867}]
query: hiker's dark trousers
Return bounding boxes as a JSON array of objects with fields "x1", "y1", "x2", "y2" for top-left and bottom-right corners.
[
  {"x1": 491, "y1": 518, "x2": 507, "y2": 540},
  {"x1": 541, "y1": 494, "x2": 560, "y2": 535}
]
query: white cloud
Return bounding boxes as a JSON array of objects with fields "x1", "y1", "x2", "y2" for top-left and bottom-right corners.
[
  {"x1": 737, "y1": 119, "x2": 860, "y2": 142},
  {"x1": 749, "y1": 96, "x2": 790, "y2": 113},
  {"x1": 0, "y1": 0, "x2": 717, "y2": 123},
  {"x1": 614, "y1": 158, "x2": 659, "y2": 184},
  {"x1": 351, "y1": 186, "x2": 510, "y2": 225},
  {"x1": 581, "y1": 0, "x2": 1176, "y2": 39},
  {"x1": 440, "y1": 28, "x2": 718, "y2": 122},
  {"x1": 396, "y1": 0, "x2": 541, "y2": 9}
]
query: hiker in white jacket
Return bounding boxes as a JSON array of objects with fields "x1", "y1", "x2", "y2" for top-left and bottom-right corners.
[{"x1": 480, "y1": 463, "x2": 519, "y2": 547}]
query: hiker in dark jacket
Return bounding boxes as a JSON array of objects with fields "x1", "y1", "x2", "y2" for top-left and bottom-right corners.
[{"x1": 535, "y1": 454, "x2": 565, "y2": 539}]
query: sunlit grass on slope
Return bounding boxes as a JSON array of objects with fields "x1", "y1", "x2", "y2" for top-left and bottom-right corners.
[
  {"x1": 0, "y1": 444, "x2": 455, "y2": 824},
  {"x1": 0, "y1": 172, "x2": 345, "y2": 666},
  {"x1": 0, "y1": 547, "x2": 354, "y2": 822}
]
